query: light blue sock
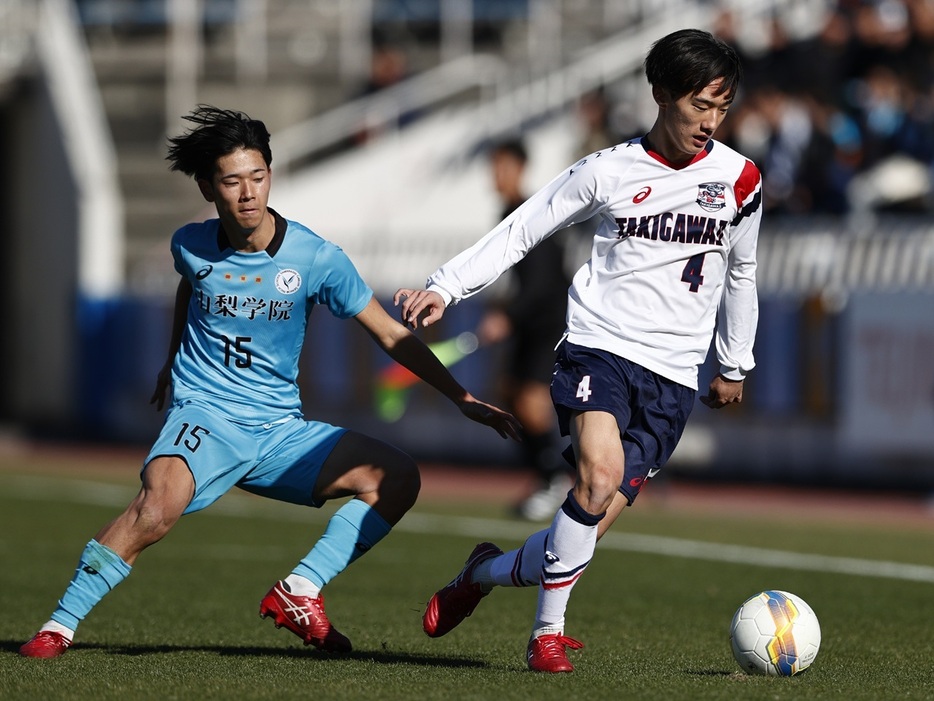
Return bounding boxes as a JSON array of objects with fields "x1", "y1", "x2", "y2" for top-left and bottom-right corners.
[
  {"x1": 292, "y1": 499, "x2": 392, "y2": 590},
  {"x1": 50, "y1": 539, "x2": 132, "y2": 631}
]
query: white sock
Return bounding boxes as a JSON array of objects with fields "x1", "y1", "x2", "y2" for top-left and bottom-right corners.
[
  {"x1": 474, "y1": 529, "x2": 548, "y2": 589},
  {"x1": 283, "y1": 573, "x2": 320, "y2": 598},
  {"x1": 534, "y1": 503, "x2": 598, "y2": 632},
  {"x1": 40, "y1": 620, "x2": 75, "y2": 641},
  {"x1": 531, "y1": 624, "x2": 564, "y2": 639}
]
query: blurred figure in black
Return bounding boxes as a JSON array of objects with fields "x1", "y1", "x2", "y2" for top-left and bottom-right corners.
[{"x1": 477, "y1": 139, "x2": 575, "y2": 521}]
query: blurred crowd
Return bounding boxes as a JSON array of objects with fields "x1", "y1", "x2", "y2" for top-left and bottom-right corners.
[
  {"x1": 714, "y1": 0, "x2": 934, "y2": 217},
  {"x1": 579, "y1": 1, "x2": 934, "y2": 218}
]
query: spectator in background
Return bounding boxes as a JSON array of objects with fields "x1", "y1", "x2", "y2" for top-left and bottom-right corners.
[
  {"x1": 575, "y1": 88, "x2": 618, "y2": 157},
  {"x1": 844, "y1": 63, "x2": 934, "y2": 212},
  {"x1": 477, "y1": 139, "x2": 576, "y2": 521},
  {"x1": 730, "y1": 85, "x2": 814, "y2": 215},
  {"x1": 352, "y1": 39, "x2": 423, "y2": 145},
  {"x1": 361, "y1": 42, "x2": 410, "y2": 99},
  {"x1": 712, "y1": 0, "x2": 934, "y2": 218}
]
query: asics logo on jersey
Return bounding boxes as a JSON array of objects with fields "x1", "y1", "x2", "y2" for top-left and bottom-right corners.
[
  {"x1": 632, "y1": 186, "x2": 652, "y2": 204},
  {"x1": 196, "y1": 265, "x2": 213, "y2": 279},
  {"x1": 615, "y1": 212, "x2": 727, "y2": 246}
]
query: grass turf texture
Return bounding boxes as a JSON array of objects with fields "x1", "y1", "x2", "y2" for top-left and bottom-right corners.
[{"x1": 2, "y1": 457, "x2": 933, "y2": 700}]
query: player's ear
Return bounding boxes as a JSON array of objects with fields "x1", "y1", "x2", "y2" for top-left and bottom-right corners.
[
  {"x1": 197, "y1": 178, "x2": 215, "y2": 203},
  {"x1": 652, "y1": 85, "x2": 668, "y2": 108}
]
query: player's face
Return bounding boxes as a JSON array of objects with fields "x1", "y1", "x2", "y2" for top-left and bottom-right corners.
[
  {"x1": 200, "y1": 147, "x2": 272, "y2": 240},
  {"x1": 653, "y1": 77, "x2": 733, "y2": 164}
]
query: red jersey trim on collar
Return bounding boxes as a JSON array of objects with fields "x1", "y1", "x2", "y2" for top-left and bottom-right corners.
[{"x1": 640, "y1": 137, "x2": 713, "y2": 169}]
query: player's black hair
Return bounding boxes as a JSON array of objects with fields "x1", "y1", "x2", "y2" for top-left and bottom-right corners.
[
  {"x1": 490, "y1": 138, "x2": 528, "y2": 164},
  {"x1": 166, "y1": 105, "x2": 272, "y2": 181},
  {"x1": 644, "y1": 29, "x2": 742, "y2": 101}
]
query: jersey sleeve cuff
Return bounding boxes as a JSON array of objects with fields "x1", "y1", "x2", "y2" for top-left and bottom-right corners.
[
  {"x1": 718, "y1": 366, "x2": 746, "y2": 382},
  {"x1": 427, "y1": 282, "x2": 456, "y2": 307}
]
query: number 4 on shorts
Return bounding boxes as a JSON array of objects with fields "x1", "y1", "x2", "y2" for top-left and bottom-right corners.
[{"x1": 576, "y1": 375, "x2": 592, "y2": 402}]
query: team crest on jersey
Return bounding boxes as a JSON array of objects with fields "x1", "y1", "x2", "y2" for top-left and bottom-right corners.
[
  {"x1": 696, "y1": 182, "x2": 727, "y2": 212},
  {"x1": 275, "y1": 269, "x2": 302, "y2": 294}
]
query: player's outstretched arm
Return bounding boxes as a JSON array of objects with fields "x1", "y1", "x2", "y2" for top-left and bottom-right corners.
[
  {"x1": 393, "y1": 288, "x2": 446, "y2": 329},
  {"x1": 355, "y1": 297, "x2": 521, "y2": 441}
]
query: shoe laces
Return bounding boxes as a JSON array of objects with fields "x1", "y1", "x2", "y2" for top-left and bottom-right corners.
[
  {"x1": 41, "y1": 631, "x2": 70, "y2": 645},
  {"x1": 27, "y1": 631, "x2": 71, "y2": 653},
  {"x1": 535, "y1": 634, "x2": 584, "y2": 658},
  {"x1": 446, "y1": 554, "x2": 488, "y2": 600}
]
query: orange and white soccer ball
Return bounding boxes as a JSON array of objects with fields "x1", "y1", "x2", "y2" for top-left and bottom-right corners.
[{"x1": 730, "y1": 590, "x2": 821, "y2": 676}]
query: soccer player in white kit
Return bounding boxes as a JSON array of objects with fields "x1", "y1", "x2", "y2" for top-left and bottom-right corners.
[{"x1": 396, "y1": 28, "x2": 761, "y2": 673}]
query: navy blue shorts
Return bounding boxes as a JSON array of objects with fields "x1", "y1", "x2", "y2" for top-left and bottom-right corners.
[{"x1": 550, "y1": 341, "x2": 696, "y2": 504}]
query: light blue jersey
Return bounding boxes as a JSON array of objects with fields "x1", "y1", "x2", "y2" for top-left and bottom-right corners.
[{"x1": 170, "y1": 209, "x2": 372, "y2": 424}]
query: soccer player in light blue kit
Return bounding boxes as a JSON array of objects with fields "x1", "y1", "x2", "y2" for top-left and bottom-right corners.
[{"x1": 20, "y1": 106, "x2": 520, "y2": 659}]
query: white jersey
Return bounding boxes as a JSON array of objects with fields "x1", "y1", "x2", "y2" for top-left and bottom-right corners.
[{"x1": 427, "y1": 137, "x2": 761, "y2": 389}]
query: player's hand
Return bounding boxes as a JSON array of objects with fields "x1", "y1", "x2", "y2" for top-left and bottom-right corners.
[
  {"x1": 394, "y1": 288, "x2": 446, "y2": 329},
  {"x1": 700, "y1": 375, "x2": 744, "y2": 409},
  {"x1": 457, "y1": 396, "x2": 523, "y2": 441},
  {"x1": 150, "y1": 364, "x2": 172, "y2": 411}
]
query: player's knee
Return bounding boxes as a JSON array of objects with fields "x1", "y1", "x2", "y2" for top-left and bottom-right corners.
[
  {"x1": 382, "y1": 449, "x2": 421, "y2": 507},
  {"x1": 131, "y1": 497, "x2": 183, "y2": 543},
  {"x1": 574, "y1": 462, "x2": 621, "y2": 513}
]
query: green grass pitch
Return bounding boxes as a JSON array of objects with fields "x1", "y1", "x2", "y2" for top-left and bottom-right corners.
[{"x1": 1, "y1": 454, "x2": 933, "y2": 700}]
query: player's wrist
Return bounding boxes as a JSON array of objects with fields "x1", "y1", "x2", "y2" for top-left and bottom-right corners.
[
  {"x1": 427, "y1": 283, "x2": 455, "y2": 307},
  {"x1": 718, "y1": 366, "x2": 745, "y2": 382}
]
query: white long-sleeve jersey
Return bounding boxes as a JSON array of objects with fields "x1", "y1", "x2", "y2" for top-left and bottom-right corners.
[{"x1": 428, "y1": 137, "x2": 761, "y2": 390}]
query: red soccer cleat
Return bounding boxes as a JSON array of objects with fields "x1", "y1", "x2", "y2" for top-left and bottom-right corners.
[
  {"x1": 259, "y1": 581, "x2": 352, "y2": 652},
  {"x1": 423, "y1": 542, "x2": 503, "y2": 638},
  {"x1": 20, "y1": 630, "x2": 72, "y2": 659},
  {"x1": 527, "y1": 633, "x2": 584, "y2": 673}
]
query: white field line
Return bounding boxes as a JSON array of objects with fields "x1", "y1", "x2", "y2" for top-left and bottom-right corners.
[{"x1": 5, "y1": 475, "x2": 934, "y2": 584}]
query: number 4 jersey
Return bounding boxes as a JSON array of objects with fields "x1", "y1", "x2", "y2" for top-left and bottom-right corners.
[
  {"x1": 169, "y1": 209, "x2": 372, "y2": 423},
  {"x1": 427, "y1": 138, "x2": 761, "y2": 390}
]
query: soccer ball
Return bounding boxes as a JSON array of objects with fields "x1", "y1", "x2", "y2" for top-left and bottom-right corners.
[{"x1": 730, "y1": 590, "x2": 821, "y2": 676}]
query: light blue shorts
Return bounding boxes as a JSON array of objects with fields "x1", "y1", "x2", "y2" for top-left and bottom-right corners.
[{"x1": 144, "y1": 401, "x2": 347, "y2": 514}]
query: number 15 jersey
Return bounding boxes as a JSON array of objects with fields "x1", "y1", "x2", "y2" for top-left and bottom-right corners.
[
  {"x1": 169, "y1": 210, "x2": 372, "y2": 424},
  {"x1": 427, "y1": 138, "x2": 762, "y2": 390}
]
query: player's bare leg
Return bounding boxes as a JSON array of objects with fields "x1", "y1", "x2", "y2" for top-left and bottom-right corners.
[
  {"x1": 422, "y1": 423, "x2": 630, "y2": 653},
  {"x1": 527, "y1": 410, "x2": 623, "y2": 672},
  {"x1": 312, "y1": 432, "x2": 421, "y2": 525},
  {"x1": 21, "y1": 458, "x2": 193, "y2": 658},
  {"x1": 260, "y1": 432, "x2": 420, "y2": 651},
  {"x1": 95, "y1": 457, "x2": 196, "y2": 563}
]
